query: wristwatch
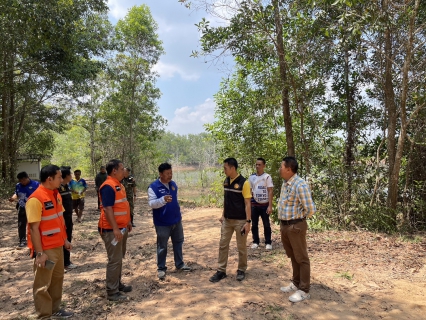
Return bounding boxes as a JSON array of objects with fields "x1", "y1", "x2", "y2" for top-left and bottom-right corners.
[
  {"x1": 36, "y1": 252, "x2": 43, "y2": 257},
  {"x1": 246, "y1": 220, "x2": 251, "y2": 223}
]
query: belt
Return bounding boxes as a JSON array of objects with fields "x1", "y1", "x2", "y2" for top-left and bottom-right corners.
[{"x1": 280, "y1": 218, "x2": 305, "y2": 225}]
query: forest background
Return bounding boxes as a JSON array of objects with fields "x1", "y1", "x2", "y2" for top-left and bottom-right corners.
[{"x1": 1, "y1": 0, "x2": 425, "y2": 234}]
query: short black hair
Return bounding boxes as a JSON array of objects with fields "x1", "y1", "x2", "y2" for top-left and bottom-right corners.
[
  {"x1": 158, "y1": 163, "x2": 172, "y2": 173},
  {"x1": 224, "y1": 157, "x2": 238, "y2": 169},
  {"x1": 257, "y1": 157, "x2": 266, "y2": 165},
  {"x1": 74, "y1": 169, "x2": 81, "y2": 174},
  {"x1": 61, "y1": 168, "x2": 71, "y2": 179},
  {"x1": 100, "y1": 165, "x2": 105, "y2": 169},
  {"x1": 17, "y1": 171, "x2": 29, "y2": 180},
  {"x1": 106, "y1": 159, "x2": 122, "y2": 175},
  {"x1": 40, "y1": 165, "x2": 61, "y2": 182},
  {"x1": 282, "y1": 156, "x2": 298, "y2": 173}
]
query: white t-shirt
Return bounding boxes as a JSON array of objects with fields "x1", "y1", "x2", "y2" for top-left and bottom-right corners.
[{"x1": 249, "y1": 173, "x2": 274, "y2": 204}]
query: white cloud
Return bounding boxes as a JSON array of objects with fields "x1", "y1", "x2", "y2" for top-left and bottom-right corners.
[
  {"x1": 167, "y1": 99, "x2": 216, "y2": 134},
  {"x1": 153, "y1": 61, "x2": 200, "y2": 81},
  {"x1": 107, "y1": 0, "x2": 129, "y2": 20}
]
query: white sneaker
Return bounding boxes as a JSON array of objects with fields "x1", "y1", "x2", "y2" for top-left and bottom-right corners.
[
  {"x1": 266, "y1": 244, "x2": 273, "y2": 250},
  {"x1": 251, "y1": 243, "x2": 259, "y2": 249},
  {"x1": 280, "y1": 282, "x2": 298, "y2": 293},
  {"x1": 65, "y1": 263, "x2": 77, "y2": 270},
  {"x1": 289, "y1": 290, "x2": 310, "y2": 302}
]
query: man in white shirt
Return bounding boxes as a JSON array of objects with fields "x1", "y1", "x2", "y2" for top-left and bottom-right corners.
[{"x1": 248, "y1": 158, "x2": 274, "y2": 250}]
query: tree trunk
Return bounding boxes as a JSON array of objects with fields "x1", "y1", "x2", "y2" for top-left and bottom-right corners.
[
  {"x1": 384, "y1": 27, "x2": 397, "y2": 208},
  {"x1": 273, "y1": 0, "x2": 295, "y2": 157},
  {"x1": 1, "y1": 53, "x2": 10, "y2": 181},
  {"x1": 387, "y1": 0, "x2": 419, "y2": 215},
  {"x1": 344, "y1": 43, "x2": 355, "y2": 214},
  {"x1": 383, "y1": 0, "x2": 397, "y2": 208},
  {"x1": 90, "y1": 100, "x2": 96, "y2": 177},
  {"x1": 8, "y1": 54, "x2": 16, "y2": 182}
]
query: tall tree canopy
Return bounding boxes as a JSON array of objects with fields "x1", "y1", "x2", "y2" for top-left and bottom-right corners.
[
  {"x1": 0, "y1": 0, "x2": 111, "y2": 182},
  {"x1": 183, "y1": 0, "x2": 426, "y2": 231}
]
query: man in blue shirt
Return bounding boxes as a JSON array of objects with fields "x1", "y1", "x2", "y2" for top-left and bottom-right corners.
[
  {"x1": 148, "y1": 163, "x2": 191, "y2": 280},
  {"x1": 8, "y1": 171, "x2": 39, "y2": 248}
]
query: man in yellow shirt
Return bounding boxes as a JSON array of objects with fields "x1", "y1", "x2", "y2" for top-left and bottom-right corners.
[
  {"x1": 69, "y1": 170, "x2": 87, "y2": 223},
  {"x1": 26, "y1": 164, "x2": 73, "y2": 319},
  {"x1": 210, "y1": 157, "x2": 252, "y2": 282}
]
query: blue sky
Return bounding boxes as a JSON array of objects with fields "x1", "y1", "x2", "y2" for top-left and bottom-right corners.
[{"x1": 108, "y1": 0, "x2": 231, "y2": 135}]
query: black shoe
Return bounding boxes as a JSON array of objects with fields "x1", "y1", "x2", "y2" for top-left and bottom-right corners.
[
  {"x1": 51, "y1": 309, "x2": 73, "y2": 318},
  {"x1": 209, "y1": 271, "x2": 227, "y2": 283},
  {"x1": 236, "y1": 270, "x2": 245, "y2": 281},
  {"x1": 17, "y1": 241, "x2": 27, "y2": 249},
  {"x1": 177, "y1": 264, "x2": 192, "y2": 272},
  {"x1": 119, "y1": 285, "x2": 133, "y2": 293},
  {"x1": 107, "y1": 292, "x2": 128, "y2": 301},
  {"x1": 131, "y1": 223, "x2": 136, "y2": 227}
]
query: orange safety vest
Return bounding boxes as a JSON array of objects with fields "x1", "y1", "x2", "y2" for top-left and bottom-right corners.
[
  {"x1": 98, "y1": 176, "x2": 130, "y2": 231},
  {"x1": 26, "y1": 185, "x2": 67, "y2": 252}
]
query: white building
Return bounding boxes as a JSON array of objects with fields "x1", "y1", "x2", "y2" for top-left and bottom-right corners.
[{"x1": 16, "y1": 156, "x2": 41, "y2": 180}]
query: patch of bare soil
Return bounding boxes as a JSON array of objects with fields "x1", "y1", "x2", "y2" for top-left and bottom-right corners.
[{"x1": 1, "y1": 185, "x2": 425, "y2": 319}]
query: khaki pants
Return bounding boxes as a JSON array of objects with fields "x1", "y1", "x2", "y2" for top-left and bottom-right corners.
[
  {"x1": 100, "y1": 230, "x2": 128, "y2": 295},
  {"x1": 280, "y1": 220, "x2": 311, "y2": 293},
  {"x1": 33, "y1": 246, "x2": 64, "y2": 319},
  {"x1": 217, "y1": 218, "x2": 248, "y2": 273}
]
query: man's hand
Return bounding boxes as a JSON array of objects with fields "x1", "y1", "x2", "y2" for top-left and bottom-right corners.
[
  {"x1": 36, "y1": 252, "x2": 48, "y2": 268},
  {"x1": 113, "y1": 227, "x2": 123, "y2": 243},
  {"x1": 8, "y1": 197, "x2": 14, "y2": 202},
  {"x1": 219, "y1": 216, "x2": 224, "y2": 224},
  {"x1": 267, "y1": 205, "x2": 272, "y2": 215},
  {"x1": 244, "y1": 222, "x2": 251, "y2": 235},
  {"x1": 127, "y1": 221, "x2": 132, "y2": 233},
  {"x1": 164, "y1": 195, "x2": 172, "y2": 203},
  {"x1": 64, "y1": 240, "x2": 72, "y2": 251}
]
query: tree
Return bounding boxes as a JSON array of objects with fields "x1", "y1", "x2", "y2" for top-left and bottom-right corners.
[
  {"x1": 97, "y1": 5, "x2": 165, "y2": 175},
  {"x1": 181, "y1": 0, "x2": 426, "y2": 231},
  {"x1": 0, "y1": 0, "x2": 110, "y2": 182}
]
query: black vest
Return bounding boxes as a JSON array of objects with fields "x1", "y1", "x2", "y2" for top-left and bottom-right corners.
[
  {"x1": 58, "y1": 184, "x2": 73, "y2": 216},
  {"x1": 223, "y1": 175, "x2": 247, "y2": 220}
]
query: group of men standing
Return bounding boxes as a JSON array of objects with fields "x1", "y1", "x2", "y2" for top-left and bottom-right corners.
[
  {"x1": 7, "y1": 163, "x2": 139, "y2": 318},
  {"x1": 208, "y1": 156, "x2": 316, "y2": 304},
  {"x1": 8, "y1": 154, "x2": 315, "y2": 318}
]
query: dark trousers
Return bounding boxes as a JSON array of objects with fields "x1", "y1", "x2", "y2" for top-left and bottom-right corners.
[
  {"x1": 63, "y1": 213, "x2": 73, "y2": 266},
  {"x1": 96, "y1": 189, "x2": 101, "y2": 209},
  {"x1": 251, "y1": 205, "x2": 272, "y2": 245},
  {"x1": 128, "y1": 197, "x2": 134, "y2": 224},
  {"x1": 280, "y1": 219, "x2": 311, "y2": 293},
  {"x1": 18, "y1": 206, "x2": 27, "y2": 242},
  {"x1": 155, "y1": 220, "x2": 184, "y2": 271}
]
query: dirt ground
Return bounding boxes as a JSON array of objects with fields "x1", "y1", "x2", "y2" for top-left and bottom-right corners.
[{"x1": 1, "y1": 185, "x2": 426, "y2": 320}]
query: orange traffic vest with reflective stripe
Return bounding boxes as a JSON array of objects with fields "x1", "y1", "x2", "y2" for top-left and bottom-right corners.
[
  {"x1": 98, "y1": 176, "x2": 130, "y2": 231},
  {"x1": 26, "y1": 185, "x2": 67, "y2": 251}
]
